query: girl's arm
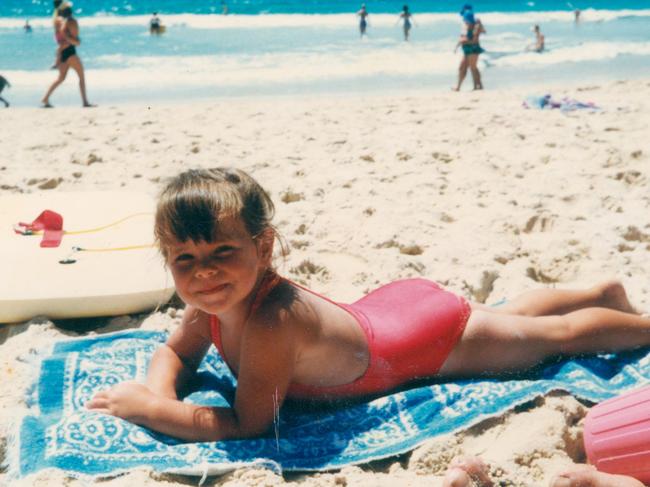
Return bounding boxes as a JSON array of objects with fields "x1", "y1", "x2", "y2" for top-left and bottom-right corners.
[
  {"x1": 138, "y1": 313, "x2": 297, "y2": 441},
  {"x1": 146, "y1": 305, "x2": 212, "y2": 398},
  {"x1": 88, "y1": 307, "x2": 297, "y2": 441}
]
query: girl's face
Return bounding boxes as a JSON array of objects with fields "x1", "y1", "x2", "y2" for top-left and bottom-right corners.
[{"x1": 165, "y1": 217, "x2": 273, "y2": 315}]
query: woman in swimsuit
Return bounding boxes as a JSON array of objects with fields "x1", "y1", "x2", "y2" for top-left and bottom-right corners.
[
  {"x1": 42, "y1": 1, "x2": 93, "y2": 108},
  {"x1": 453, "y1": 10, "x2": 485, "y2": 91},
  {"x1": 398, "y1": 5, "x2": 414, "y2": 41},
  {"x1": 87, "y1": 168, "x2": 650, "y2": 443}
]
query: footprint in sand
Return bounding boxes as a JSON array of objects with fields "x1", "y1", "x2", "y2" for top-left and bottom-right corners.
[
  {"x1": 522, "y1": 212, "x2": 556, "y2": 233},
  {"x1": 463, "y1": 270, "x2": 499, "y2": 304},
  {"x1": 281, "y1": 190, "x2": 304, "y2": 204},
  {"x1": 614, "y1": 170, "x2": 645, "y2": 185},
  {"x1": 37, "y1": 178, "x2": 63, "y2": 190},
  {"x1": 621, "y1": 226, "x2": 650, "y2": 244},
  {"x1": 289, "y1": 259, "x2": 329, "y2": 284}
]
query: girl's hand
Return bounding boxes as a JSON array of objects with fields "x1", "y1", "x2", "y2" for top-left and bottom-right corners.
[{"x1": 86, "y1": 381, "x2": 156, "y2": 422}]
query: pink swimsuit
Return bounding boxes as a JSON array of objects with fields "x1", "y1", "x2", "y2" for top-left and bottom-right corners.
[{"x1": 210, "y1": 276, "x2": 471, "y2": 400}]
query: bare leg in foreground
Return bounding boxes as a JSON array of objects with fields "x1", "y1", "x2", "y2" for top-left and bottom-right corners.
[{"x1": 551, "y1": 465, "x2": 644, "y2": 487}]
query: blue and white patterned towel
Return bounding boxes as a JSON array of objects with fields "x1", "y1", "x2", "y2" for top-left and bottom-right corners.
[{"x1": 10, "y1": 330, "x2": 650, "y2": 480}]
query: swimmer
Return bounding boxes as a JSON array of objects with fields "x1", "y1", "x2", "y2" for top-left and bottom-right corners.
[
  {"x1": 24, "y1": 20, "x2": 32, "y2": 33},
  {"x1": 0, "y1": 75, "x2": 10, "y2": 107},
  {"x1": 526, "y1": 24, "x2": 545, "y2": 53},
  {"x1": 86, "y1": 168, "x2": 650, "y2": 442},
  {"x1": 357, "y1": 3, "x2": 369, "y2": 38}
]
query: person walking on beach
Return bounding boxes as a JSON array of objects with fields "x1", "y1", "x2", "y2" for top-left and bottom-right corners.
[
  {"x1": 357, "y1": 4, "x2": 369, "y2": 38},
  {"x1": 397, "y1": 5, "x2": 415, "y2": 41},
  {"x1": 453, "y1": 6, "x2": 485, "y2": 91},
  {"x1": 87, "y1": 167, "x2": 650, "y2": 444},
  {"x1": 526, "y1": 24, "x2": 545, "y2": 52},
  {"x1": 42, "y1": 1, "x2": 93, "y2": 108},
  {"x1": 0, "y1": 75, "x2": 11, "y2": 107}
]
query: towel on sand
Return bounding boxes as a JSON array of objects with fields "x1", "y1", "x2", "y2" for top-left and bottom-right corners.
[{"x1": 10, "y1": 329, "x2": 650, "y2": 480}]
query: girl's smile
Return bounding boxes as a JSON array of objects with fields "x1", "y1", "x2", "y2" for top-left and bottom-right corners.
[{"x1": 165, "y1": 218, "x2": 272, "y2": 316}]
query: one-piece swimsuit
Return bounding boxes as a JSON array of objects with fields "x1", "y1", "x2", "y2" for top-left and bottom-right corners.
[{"x1": 210, "y1": 272, "x2": 471, "y2": 400}]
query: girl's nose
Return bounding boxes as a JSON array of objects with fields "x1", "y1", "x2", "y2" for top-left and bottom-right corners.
[{"x1": 195, "y1": 264, "x2": 219, "y2": 279}]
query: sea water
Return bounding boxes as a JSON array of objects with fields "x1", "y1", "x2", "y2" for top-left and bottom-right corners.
[{"x1": 1, "y1": 0, "x2": 649, "y2": 106}]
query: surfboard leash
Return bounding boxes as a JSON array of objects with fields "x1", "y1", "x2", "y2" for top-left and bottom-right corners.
[{"x1": 59, "y1": 244, "x2": 155, "y2": 264}]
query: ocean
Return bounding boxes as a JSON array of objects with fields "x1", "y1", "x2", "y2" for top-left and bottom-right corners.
[{"x1": 1, "y1": 0, "x2": 649, "y2": 106}]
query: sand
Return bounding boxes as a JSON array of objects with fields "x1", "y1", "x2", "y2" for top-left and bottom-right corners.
[{"x1": 1, "y1": 79, "x2": 649, "y2": 486}]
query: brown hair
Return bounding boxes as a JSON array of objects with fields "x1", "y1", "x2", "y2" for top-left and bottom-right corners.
[{"x1": 154, "y1": 168, "x2": 277, "y2": 259}]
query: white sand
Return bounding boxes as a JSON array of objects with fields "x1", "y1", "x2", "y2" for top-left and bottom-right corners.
[{"x1": 1, "y1": 79, "x2": 649, "y2": 486}]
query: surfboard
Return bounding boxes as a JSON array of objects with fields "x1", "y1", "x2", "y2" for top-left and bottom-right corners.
[{"x1": 0, "y1": 192, "x2": 176, "y2": 323}]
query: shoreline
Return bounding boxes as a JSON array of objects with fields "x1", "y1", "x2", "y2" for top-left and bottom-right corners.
[{"x1": 6, "y1": 68, "x2": 650, "y2": 109}]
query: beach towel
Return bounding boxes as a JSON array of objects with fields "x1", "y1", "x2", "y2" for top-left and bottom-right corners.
[
  {"x1": 9, "y1": 329, "x2": 650, "y2": 481},
  {"x1": 523, "y1": 94, "x2": 600, "y2": 112}
]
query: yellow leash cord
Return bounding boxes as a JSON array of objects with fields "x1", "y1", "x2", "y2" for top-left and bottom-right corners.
[{"x1": 24, "y1": 212, "x2": 152, "y2": 236}]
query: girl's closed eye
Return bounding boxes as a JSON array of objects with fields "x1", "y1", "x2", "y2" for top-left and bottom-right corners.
[{"x1": 211, "y1": 246, "x2": 237, "y2": 260}]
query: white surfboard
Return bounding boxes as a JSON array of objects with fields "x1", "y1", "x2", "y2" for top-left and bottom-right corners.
[{"x1": 0, "y1": 192, "x2": 176, "y2": 323}]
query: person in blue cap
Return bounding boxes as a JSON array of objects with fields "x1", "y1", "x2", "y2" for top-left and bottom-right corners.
[{"x1": 453, "y1": 6, "x2": 485, "y2": 91}]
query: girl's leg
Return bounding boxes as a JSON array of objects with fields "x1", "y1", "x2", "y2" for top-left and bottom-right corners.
[
  {"x1": 42, "y1": 63, "x2": 69, "y2": 106},
  {"x1": 68, "y1": 56, "x2": 91, "y2": 106},
  {"x1": 439, "y1": 307, "x2": 650, "y2": 378},
  {"x1": 493, "y1": 280, "x2": 636, "y2": 317},
  {"x1": 453, "y1": 57, "x2": 468, "y2": 91}
]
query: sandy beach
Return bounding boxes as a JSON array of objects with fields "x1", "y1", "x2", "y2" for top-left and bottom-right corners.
[{"x1": 1, "y1": 78, "x2": 649, "y2": 486}]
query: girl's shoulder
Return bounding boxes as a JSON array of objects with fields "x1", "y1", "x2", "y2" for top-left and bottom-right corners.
[
  {"x1": 249, "y1": 280, "x2": 316, "y2": 338},
  {"x1": 180, "y1": 305, "x2": 212, "y2": 339}
]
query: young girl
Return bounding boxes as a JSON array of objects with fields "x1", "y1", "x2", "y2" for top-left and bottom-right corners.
[{"x1": 87, "y1": 167, "x2": 650, "y2": 442}]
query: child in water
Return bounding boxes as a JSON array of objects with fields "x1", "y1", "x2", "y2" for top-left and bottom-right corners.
[{"x1": 88, "y1": 167, "x2": 650, "y2": 442}]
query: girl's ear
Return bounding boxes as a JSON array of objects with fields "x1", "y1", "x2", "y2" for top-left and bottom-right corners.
[{"x1": 256, "y1": 228, "x2": 275, "y2": 266}]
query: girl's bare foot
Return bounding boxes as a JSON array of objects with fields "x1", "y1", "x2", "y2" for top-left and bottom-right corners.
[
  {"x1": 597, "y1": 280, "x2": 637, "y2": 314},
  {"x1": 443, "y1": 455, "x2": 493, "y2": 487},
  {"x1": 551, "y1": 464, "x2": 644, "y2": 487}
]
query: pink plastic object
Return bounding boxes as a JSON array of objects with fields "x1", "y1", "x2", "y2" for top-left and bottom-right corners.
[
  {"x1": 584, "y1": 385, "x2": 650, "y2": 483},
  {"x1": 15, "y1": 210, "x2": 64, "y2": 247}
]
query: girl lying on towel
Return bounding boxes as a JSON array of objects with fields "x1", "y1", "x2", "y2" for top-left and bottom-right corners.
[{"x1": 87, "y1": 167, "x2": 650, "y2": 444}]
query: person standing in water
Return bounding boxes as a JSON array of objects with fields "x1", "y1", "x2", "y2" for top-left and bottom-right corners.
[
  {"x1": 42, "y1": 2, "x2": 94, "y2": 108},
  {"x1": 149, "y1": 12, "x2": 162, "y2": 35},
  {"x1": 453, "y1": 7, "x2": 485, "y2": 91},
  {"x1": 357, "y1": 4, "x2": 369, "y2": 38},
  {"x1": 24, "y1": 20, "x2": 32, "y2": 33},
  {"x1": 398, "y1": 5, "x2": 415, "y2": 41},
  {"x1": 526, "y1": 24, "x2": 545, "y2": 52}
]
